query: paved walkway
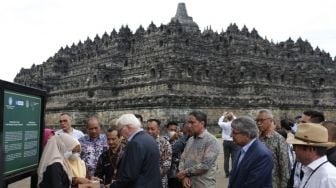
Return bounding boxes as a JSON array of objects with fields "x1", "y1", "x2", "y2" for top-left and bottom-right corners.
[
  {"x1": 8, "y1": 139, "x2": 229, "y2": 188},
  {"x1": 216, "y1": 139, "x2": 229, "y2": 188}
]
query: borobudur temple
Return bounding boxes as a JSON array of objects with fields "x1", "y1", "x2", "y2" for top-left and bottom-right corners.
[{"x1": 14, "y1": 3, "x2": 336, "y2": 127}]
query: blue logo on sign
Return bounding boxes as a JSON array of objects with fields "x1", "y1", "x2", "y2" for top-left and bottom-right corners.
[{"x1": 16, "y1": 100, "x2": 24, "y2": 106}]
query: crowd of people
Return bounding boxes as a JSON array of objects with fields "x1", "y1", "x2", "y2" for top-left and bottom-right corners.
[
  {"x1": 218, "y1": 109, "x2": 336, "y2": 188},
  {"x1": 37, "y1": 109, "x2": 336, "y2": 188}
]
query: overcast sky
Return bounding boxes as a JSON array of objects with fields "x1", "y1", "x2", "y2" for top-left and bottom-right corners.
[{"x1": 1, "y1": 0, "x2": 335, "y2": 82}]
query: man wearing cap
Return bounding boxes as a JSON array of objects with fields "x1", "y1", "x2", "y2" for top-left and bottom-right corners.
[{"x1": 287, "y1": 123, "x2": 336, "y2": 188}]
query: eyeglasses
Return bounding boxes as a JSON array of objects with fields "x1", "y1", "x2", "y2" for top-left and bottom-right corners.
[{"x1": 255, "y1": 118, "x2": 271, "y2": 123}]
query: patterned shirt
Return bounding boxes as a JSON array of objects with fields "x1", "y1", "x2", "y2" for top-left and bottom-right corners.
[
  {"x1": 163, "y1": 134, "x2": 178, "y2": 146},
  {"x1": 179, "y1": 130, "x2": 220, "y2": 188},
  {"x1": 79, "y1": 134, "x2": 108, "y2": 177},
  {"x1": 95, "y1": 145, "x2": 124, "y2": 185},
  {"x1": 156, "y1": 136, "x2": 172, "y2": 188},
  {"x1": 260, "y1": 131, "x2": 290, "y2": 188}
]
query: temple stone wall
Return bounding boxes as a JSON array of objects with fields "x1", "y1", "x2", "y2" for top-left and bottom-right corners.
[{"x1": 15, "y1": 3, "x2": 336, "y2": 132}]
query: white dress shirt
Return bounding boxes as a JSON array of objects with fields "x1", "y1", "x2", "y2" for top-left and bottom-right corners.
[
  {"x1": 218, "y1": 116, "x2": 235, "y2": 141},
  {"x1": 299, "y1": 156, "x2": 336, "y2": 188},
  {"x1": 56, "y1": 128, "x2": 84, "y2": 140}
]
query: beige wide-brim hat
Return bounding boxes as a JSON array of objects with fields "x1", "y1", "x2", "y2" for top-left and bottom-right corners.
[{"x1": 287, "y1": 123, "x2": 336, "y2": 148}]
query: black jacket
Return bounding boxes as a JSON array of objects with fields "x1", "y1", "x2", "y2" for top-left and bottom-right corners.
[
  {"x1": 39, "y1": 162, "x2": 70, "y2": 188},
  {"x1": 95, "y1": 146, "x2": 124, "y2": 185},
  {"x1": 327, "y1": 146, "x2": 336, "y2": 167},
  {"x1": 110, "y1": 131, "x2": 162, "y2": 188}
]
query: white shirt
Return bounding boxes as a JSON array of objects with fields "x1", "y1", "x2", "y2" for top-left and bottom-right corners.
[
  {"x1": 293, "y1": 162, "x2": 303, "y2": 188},
  {"x1": 56, "y1": 128, "x2": 84, "y2": 140},
  {"x1": 218, "y1": 116, "x2": 235, "y2": 141},
  {"x1": 299, "y1": 156, "x2": 336, "y2": 188}
]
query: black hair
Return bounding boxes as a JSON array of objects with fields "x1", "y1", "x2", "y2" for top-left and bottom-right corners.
[
  {"x1": 107, "y1": 127, "x2": 120, "y2": 137},
  {"x1": 301, "y1": 145, "x2": 327, "y2": 156},
  {"x1": 277, "y1": 129, "x2": 288, "y2": 139},
  {"x1": 280, "y1": 118, "x2": 294, "y2": 131},
  {"x1": 134, "y1": 114, "x2": 143, "y2": 124},
  {"x1": 189, "y1": 111, "x2": 207, "y2": 128},
  {"x1": 166, "y1": 121, "x2": 178, "y2": 128},
  {"x1": 147, "y1": 119, "x2": 161, "y2": 128},
  {"x1": 303, "y1": 110, "x2": 325, "y2": 123}
]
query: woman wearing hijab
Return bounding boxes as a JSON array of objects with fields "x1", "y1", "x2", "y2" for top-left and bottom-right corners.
[
  {"x1": 66, "y1": 139, "x2": 87, "y2": 180},
  {"x1": 38, "y1": 134, "x2": 90, "y2": 188}
]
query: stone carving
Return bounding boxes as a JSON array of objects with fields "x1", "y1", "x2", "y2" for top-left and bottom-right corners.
[{"x1": 14, "y1": 3, "x2": 336, "y2": 127}]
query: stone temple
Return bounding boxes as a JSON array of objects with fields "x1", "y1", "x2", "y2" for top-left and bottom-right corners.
[{"x1": 14, "y1": 3, "x2": 336, "y2": 128}]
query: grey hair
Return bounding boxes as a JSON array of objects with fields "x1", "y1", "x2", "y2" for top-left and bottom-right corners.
[
  {"x1": 116, "y1": 114, "x2": 141, "y2": 129},
  {"x1": 231, "y1": 116, "x2": 259, "y2": 138},
  {"x1": 257, "y1": 109, "x2": 273, "y2": 119}
]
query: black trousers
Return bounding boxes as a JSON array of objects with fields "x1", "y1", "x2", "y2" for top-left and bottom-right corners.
[
  {"x1": 168, "y1": 177, "x2": 183, "y2": 188},
  {"x1": 223, "y1": 140, "x2": 240, "y2": 176}
]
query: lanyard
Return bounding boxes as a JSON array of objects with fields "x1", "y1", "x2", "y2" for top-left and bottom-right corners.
[{"x1": 302, "y1": 161, "x2": 328, "y2": 188}]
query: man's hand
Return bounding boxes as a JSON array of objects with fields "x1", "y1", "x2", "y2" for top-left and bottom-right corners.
[
  {"x1": 176, "y1": 170, "x2": 186, "y2": 180},
  {"x1": 182, "y1": 177, "x2": 191, "y2": 188},
  {"x1": 73, "y1": 177, "x2": 91, "y2": 184},
  {"x1": 90, "y1": 176, "x2": 102, "y2": 182}
]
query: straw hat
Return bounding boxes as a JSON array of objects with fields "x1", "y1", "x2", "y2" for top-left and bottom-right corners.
[{"x1": 287, "y1": 123, "x2": 336, "y2": 148}]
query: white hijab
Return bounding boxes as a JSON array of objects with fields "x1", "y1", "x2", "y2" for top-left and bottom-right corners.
[{"x1": 37, "y1": 134, "x2": 78, "y2": 187}]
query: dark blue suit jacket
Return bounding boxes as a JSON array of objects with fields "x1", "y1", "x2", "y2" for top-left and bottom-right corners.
[
  {"x1": 228, "y1": 139, "x2": 273, "y2": 188},
  {"x1": 110, "y1": 131, "x2": 162, "y2": 188}
]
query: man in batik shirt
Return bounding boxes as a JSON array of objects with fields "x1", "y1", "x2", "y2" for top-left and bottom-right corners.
[
  {"x1": 147, "y1": 119, "x2": 172, "y2": 188},
  {"x1": 177, "y1": 111, "x2": 220, "y2": 188},
  {"x1": 256, "y1": 109, "x2": 290, "y2": 188},
  {"x1": 79, "y1": 117, "x2": 108, "y2": 177}
]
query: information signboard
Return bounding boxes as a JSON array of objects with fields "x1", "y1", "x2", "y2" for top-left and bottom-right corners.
[
  {"x1": 3, "y1": 90, "x2": 41, "y2": 175},
  {"x1": 0, "y1": 80, "x2": 46, "y2": 186}
]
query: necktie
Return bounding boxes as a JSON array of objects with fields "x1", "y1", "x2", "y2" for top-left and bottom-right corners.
[{"x1": 237, "y1": 149, "x2": 245, "y2": 167}]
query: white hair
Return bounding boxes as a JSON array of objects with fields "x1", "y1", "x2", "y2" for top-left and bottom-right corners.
[
  {"x1": 116, "y1": 114, "x2": 141, "y2": 129},
  {"x1": 257, "y1": 109, "x2": 273, "y2": 119}
]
